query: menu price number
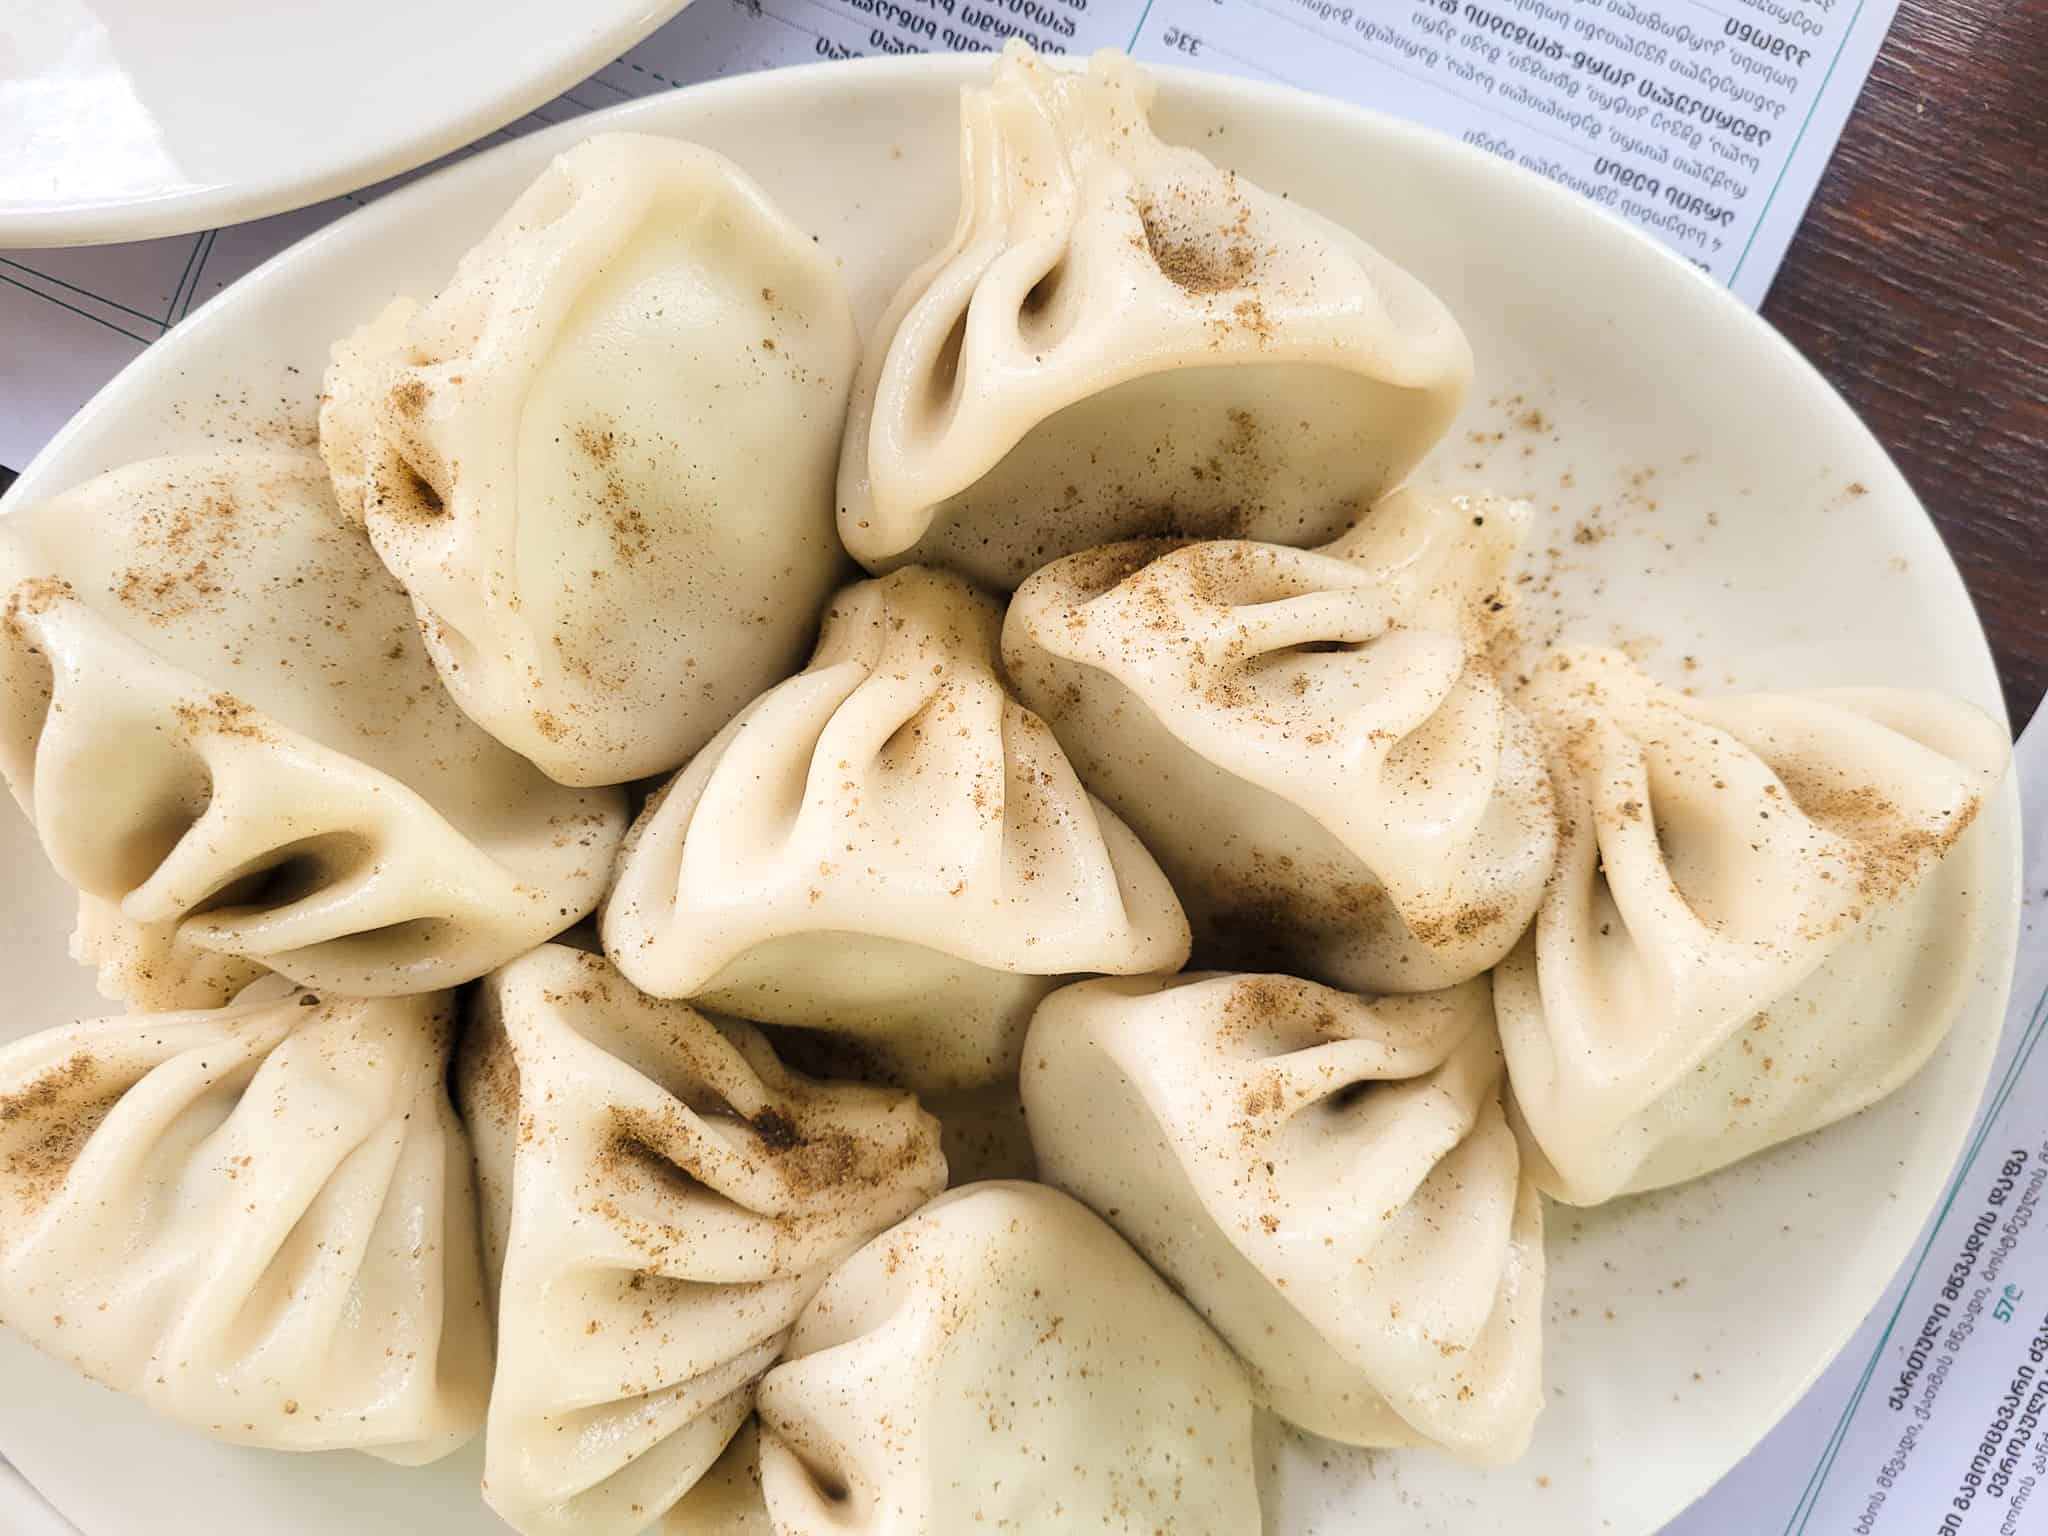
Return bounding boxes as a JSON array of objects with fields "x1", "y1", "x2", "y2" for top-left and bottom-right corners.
[
  {"x1": 1998, "y1": 1285, "x2": 2027, "y2": 1325},
  {"x1": 1161, "y1": 25, "x2": 1203, "y2": 55}
]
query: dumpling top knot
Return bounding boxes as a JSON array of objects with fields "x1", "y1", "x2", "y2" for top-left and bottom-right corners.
[{"x1": 839, "y1": 41, "x2": 1472, "y2": 590}]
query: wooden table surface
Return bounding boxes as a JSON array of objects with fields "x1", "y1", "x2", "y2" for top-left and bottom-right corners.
[
  {"x1": 1761, "y1": 0, "x2": 2048, "y2": 731},
  {"x1": 3, "y1": 1, "x2": 2043, "y2": 725}
]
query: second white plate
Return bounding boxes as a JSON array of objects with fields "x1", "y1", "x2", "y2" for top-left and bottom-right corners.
[{"x1": 0, "y1": 0, "x2": 688, "y2": 246}]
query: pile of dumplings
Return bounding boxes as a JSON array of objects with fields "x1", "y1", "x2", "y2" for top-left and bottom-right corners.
[{"x1": 0, "y1": 43, "x2": 2009, "y2": 1536}]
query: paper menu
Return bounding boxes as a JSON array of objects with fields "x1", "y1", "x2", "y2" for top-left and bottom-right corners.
[
  {"x1": 0, "y1": 0, "x2": 1902, "y2": 473},
  {"x1": 1127, "y1": 0, "x2": 1905, "y2": 307}
]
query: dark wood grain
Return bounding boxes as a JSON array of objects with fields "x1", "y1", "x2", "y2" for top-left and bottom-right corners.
[
  {"x1": 1762, "y1": 0, "x2": 2048, "y2": 731},
  {"x1": 4, "y1": 5, "x2": 2043, "y2": 722}
]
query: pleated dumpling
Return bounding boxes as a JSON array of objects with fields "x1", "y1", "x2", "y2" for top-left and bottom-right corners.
[
  {"x1": 454, "y1": 944, "x2": 946, "y2": 1536},
  {"x1": 0, "y1": 983, "x2": 490, "y2": 1462},
  {"x1": 1023, "y1": 973, "x2": 1543, "y2": 1460},
  {"x1": 1003, "y1": 487, "x2": 1556, "y2": 992},
  {"x1": 1499, "y1": 646, "x2": 2009, "y2": 1205},
  {"x1": 0, "y1": 450, "x2": 625, "y2": 995},
  {"x1": 320, "y1": 132, "x2": 858, "y2": 786},
  {"x1": 602, "y1": 566, "x2": 1190, "y2": 1094},
  {"x1": 755, "y1": 1182, "x2": 1262, "y2": 1534},
  {"x1": 837, "y1": 42, "x2": 1470, "y2": 591}
]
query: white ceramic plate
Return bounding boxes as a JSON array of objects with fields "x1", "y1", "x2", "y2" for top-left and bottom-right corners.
[
  {"x1": 0, "y1": 55, "x2": 2021, "y2": 1536},
  {"x1": 0, "y1": 0, "x2": 689, "y2": 247}
]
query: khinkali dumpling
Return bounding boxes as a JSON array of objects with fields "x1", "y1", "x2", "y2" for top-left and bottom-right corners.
[
  {"x1": 0, "y1": 450, "x2": 625, "y2": 995},
  {"x1": 320, "y1": 132, "x2": 857, "y2": 786},
  {"x1": 1023, "y1": 973, "x2": 1543, "y2": 1459},
  {"x1": 603, "y1": 566, "x2": 1190, "y2": 1093},
  {"x1": 1003, "y1": 488, "x2": 1555, "y2": 992},
  {"x1": 756, "y1": 1181, "x2": 1262, "y2": 1533},
  {"x1": 455, "y1": 944, "x2": 946, "y2": 1536},
  {"x1": 71, "y1": 893, "x2": 270, "y2": 1011},
  {"x1": 0, "y1": 982, "x2": 489, "y2": 1461},
  {"x1": 837, "y1": 42, "x2": 1470, "y2": 590},
  {"x1": 1499, "y1": 646, "x2": 2008, "y2": 1205}
]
